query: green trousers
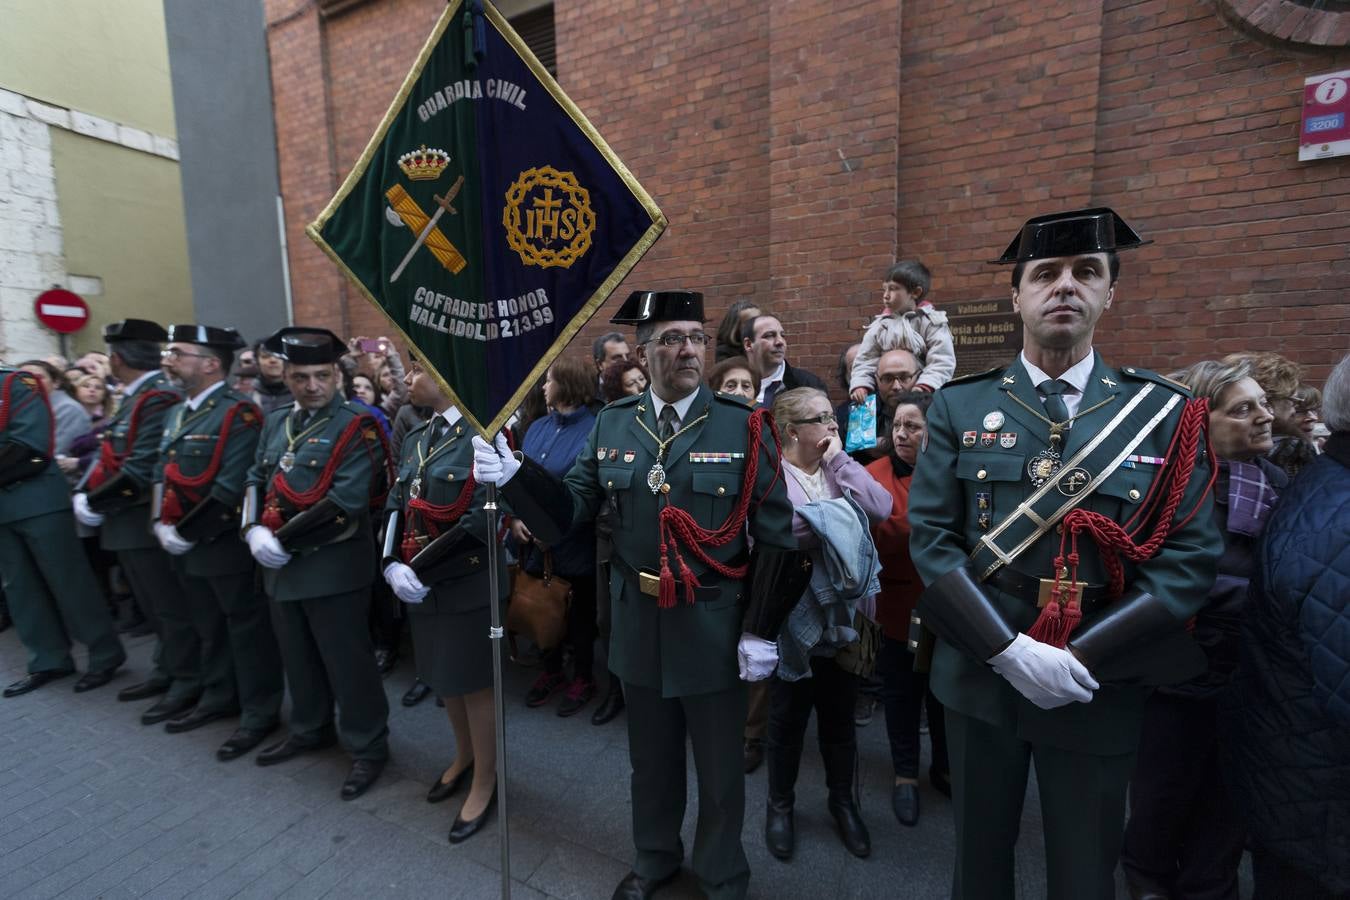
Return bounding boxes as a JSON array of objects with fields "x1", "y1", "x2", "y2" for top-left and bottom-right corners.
[
  {"x1": 946, "y1": 707, "x2": 1136, "y2": 900},
  {"x1": 0, "y1": 510, "x2": 124, "y2": 674},
  {"x1": 120, "y1": 546, "x2": 201, "y2": 703},
  {"x1": 625, "y1": 681, "x2": 749, "y2": 900},
  {"x1": 269, "y1": 590, "x2": 389, "y2": 761}
]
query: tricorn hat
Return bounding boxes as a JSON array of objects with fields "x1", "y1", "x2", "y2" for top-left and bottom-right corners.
[
  {"x1": 166, "y1": 324, "x2": 247, "y2": 351},
  {"x1": 991, "y1": 207, "x2": 1149, "y2": 265},
  {"x1": 260, "y1": 327, "x2": 347, "y2": 365},
  {"x1": 610, "y1": 290, "x2": 706, "y2": 326},
  {"x1": 103, "y1": 319, "x2": 167, "y2": 343}
]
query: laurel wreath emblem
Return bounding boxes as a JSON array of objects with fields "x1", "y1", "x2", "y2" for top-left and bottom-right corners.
[{"x1": 502, "y1": 166, "x2": 596, "y2": 269}]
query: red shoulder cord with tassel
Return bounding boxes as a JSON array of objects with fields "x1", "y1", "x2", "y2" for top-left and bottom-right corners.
[
  {"x1": 85, "y1": 389, "x2": 178, "y2": 491},
  {"x1": 0, "y1": 371, "x2": 52, "y2": 453},
  {"x1": 261, "y1": 414, "x2": 394, "y2": 531},
  {"x1": 401, "y1": 427, "x2": 512, "y2": 560},
  {"x1": 159, "y1": 402, "x2": 261, "y2": 525},
  {"x1": 654, "y1": 408, "x2": 784, "y2": 608},
  {"x1": 1026, "y1": 397, "x2": 1217, "y2": 648}
]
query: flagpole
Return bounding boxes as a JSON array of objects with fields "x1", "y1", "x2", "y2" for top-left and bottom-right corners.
[{"x1": 484, "y1": 482, "x2": 511, "y2": 900}]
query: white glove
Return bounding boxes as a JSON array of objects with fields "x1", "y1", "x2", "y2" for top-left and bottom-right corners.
[
  {"x1": 245, "y1": 525, "x2": 292, "y2": 569},
  {"x1": 72, "y1": 492, "x2": 105, "y2": 527},
  {"x1": 471, "y1": 433, "x2": 521, "y2": 486},
  {"x1": 154, "y1": 522, "x2": 195, "y2": 556},
  {"x1": 737, "y1": 633, "x2": 779, "y2": 682},
  {"x1": 383, "y1": 561, "x2": 430, "y2": 604},
  {"x1": 988, "y1": 633, "x2": 1099, "y2": 709}
]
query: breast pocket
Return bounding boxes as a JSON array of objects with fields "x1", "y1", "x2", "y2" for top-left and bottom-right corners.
[
  {"x1": 955, "y1": 450, "x2": 1025, "y2": 529},
  {"x1": 691, "y1": 468, "x2": 742, "y2": 527},
  {"x1": 1093, "y1": 466, "x2": 1155, "y2": 518},
  {"x1": 599, "y1": 466, "x2": 634, "y2": 523}
]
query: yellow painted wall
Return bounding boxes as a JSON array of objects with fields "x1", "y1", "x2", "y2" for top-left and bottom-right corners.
[
  {"x1": 0, "y1": 0, "x2": 177, "y2": 136},
  {"x1": 50, "y1": 130, "x2": 192, "y2": 353}
]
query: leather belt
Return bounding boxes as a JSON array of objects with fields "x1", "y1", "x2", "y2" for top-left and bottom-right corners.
[
  {"x1": 986, "y1": 566, "x2": 1108, "y2": 611},
  {"x1": 609, "y1": 552, "x2": 748, "y2": 599}
]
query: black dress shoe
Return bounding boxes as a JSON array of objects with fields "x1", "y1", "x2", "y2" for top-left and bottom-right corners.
[
  {"x1": 341, "y1": 758, "x2": 386, "y2": 800},
  {"x1": 217, "y1": 725, "x2": 278, "y2": 761},
  {"x1": 764, "y1": 799, "x2": 794, "y2": 860},
  {"x1": 610, "y1": 869, "x2": 677, "y2": 900},
  {"x1": 427, "y1": 762, "x2": 473, "y2": 803},
  {"x1": 255, "y1": 733, "x2": 337, "y2": 767},
  {"x1": 743, "y1": 739, "x2": 764, "y2": 774},
  {"x1": 164, "y1": 706, "x2": 239, "y2": 734},
  {"x1": 73, "y1": 668, "x2": 119, "y2": 693},
  {"x1": 891, "y1": 782, "x2": 920, "y2": 827},
  {"x1": 117, "y1": 678, "x2": 169, "y2": 702},
  {"x1": 591, "y1": 680, "x2": 625, "y2": 725},
  {"x1": 374, "y1": 648, "x2": 398, "y2": 676},
  {"x1": 447, "y1": 789, "x2": 496, "y2": 843},
  {"x1": 0, "y1": 610, "x2": 11, "y2": 633},
  {"x1": 828, "y1": 795, "x2": 872, "y2": 858},
  {"x1": 3, "y1": 668, "x2": 74, "y2": 698},
  {"x1": 140, "y1": 694, "x2": 199, "y2": 725},
  {"x1": 929, "y1": 766, "x2": 952, "y2": 798},
  {"x1": 401, "y1": 680, "x2": 432, "y2": 707}
]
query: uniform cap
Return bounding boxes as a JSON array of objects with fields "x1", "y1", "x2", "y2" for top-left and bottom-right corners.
[
  {"x1": 610, "y1": 290, "x2": 706, "y2": 326},
  {"x1": 991, "y1": 207, "x2": 1149, "y2": 265},
  {"x1": 259, "y1": 327, "x2": 347, "y2": 365},
  {"x1": 165, "y1": 324, "x2": 247, "y2": 351},
  {"x1": 103, "y1": 319, "x2": 167, "y2": 343}
]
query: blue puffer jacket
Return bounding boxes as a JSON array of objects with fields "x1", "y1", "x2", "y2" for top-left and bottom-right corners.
[{"x1": 1219, "y1": 435, "x2": 1350, "y2": 893}]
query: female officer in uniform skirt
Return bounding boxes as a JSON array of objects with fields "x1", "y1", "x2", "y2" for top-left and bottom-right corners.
[{"x1": 381, "y1": 357, "x2": 506, "y2": 844}]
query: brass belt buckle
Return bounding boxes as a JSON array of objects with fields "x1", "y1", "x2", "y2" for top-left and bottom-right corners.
[
  {"x1": 1036, "y1": 568, "x2": 1088, "y2": 608},
  {"x1": 639, "y1": 569, "x2": 661, "y2": 597}
]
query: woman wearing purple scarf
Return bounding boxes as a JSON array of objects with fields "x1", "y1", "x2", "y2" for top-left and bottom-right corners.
[{"x1": 1121, "y1": 359, "x2": 1286, "y2": 900}]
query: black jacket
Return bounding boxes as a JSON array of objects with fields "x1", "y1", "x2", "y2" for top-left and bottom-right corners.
[{"x1": 782, "y1": 362, "x2": 826, "y2": 392}]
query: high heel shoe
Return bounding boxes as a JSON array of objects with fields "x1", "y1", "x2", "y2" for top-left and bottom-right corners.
[
  {"x1": 448, "y1": 788, "x2": 497, "y2": 844},
  {"x1": 427, "y1": 762, "x2": 474, "y2": 803}
]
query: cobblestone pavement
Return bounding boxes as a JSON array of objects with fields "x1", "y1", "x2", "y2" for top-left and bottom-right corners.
[{"x1": 0, "y1": 621, "x2": 1134, "y2": 899}]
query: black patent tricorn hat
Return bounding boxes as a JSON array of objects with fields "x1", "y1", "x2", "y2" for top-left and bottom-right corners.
[
  {"x1": 991, "y1": 207, "x2": 1150, "y2": 264},
  {"x1": 610, "y1": 290, "x2": 706, "y2": 325},
  {"x1": 103, "y1": 318, "x2": 167, "y2": 343},
  {"x1": 166, "y1": 324, "x2": 247, "y2": 351},
  {"x1": 260, "y1": 327, "x2": 347, "y2": 365}
]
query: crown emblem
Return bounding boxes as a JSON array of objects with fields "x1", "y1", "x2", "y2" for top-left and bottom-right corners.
[{"x1": 397, "y1": 145, "x2": 451, "y2": 181}]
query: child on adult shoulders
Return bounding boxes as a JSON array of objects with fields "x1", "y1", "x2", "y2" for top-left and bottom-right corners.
[{"x1": 849, "y1": 260, "x2": 955, "y2": 402}]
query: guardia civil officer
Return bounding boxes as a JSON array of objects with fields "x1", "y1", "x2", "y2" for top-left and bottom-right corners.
[
  {"x1": 242, "y1": 327, "x2": 391, "y2": 800},
  {"x1": 907, "y1": 209, "x2": 1224, "y2": 899},
  {"x1": 72, "y1": 319, "x2": 202, "y2": 722},
  {"x1": 474, "y1": 291, "x2": 809, "y2": 900},
  {"x1": 0, "y1": 366, "x2": 125, "y2": 696},
  {"x1": 380, "y1": 356, "x2": 506, "y2": 843},
  {"x1": 153, "y1": 325, "x2": 284, "y2": 760}
]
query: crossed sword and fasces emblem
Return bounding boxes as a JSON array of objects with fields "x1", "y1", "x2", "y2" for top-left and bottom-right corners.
[{"x1": 384, "y1": 174, "x2": 467, "y2": 281}]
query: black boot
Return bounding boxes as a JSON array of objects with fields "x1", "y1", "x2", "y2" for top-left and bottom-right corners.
[
  {"x1": 764, "y1": 737, "x2": 801, "y2": 861},
  {"x1": 822, "y1": 742, "x2": 870, "y2": 858},
  {"x1": 591, "y1": 672, "x2": 625, "y2": 725}
]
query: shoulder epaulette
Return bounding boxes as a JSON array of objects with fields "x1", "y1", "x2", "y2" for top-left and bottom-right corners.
[
  {"x1": 405, "y1": 419, "x2": 432, "y2": 439},
  {"x1": 1119, "y1": 365, "x2": 1194, "y2": 398},
  {"x1": 605, "y1": 393, "x2": 642, "y2": 409},
  {"x1": 712, "y1": 390, "x2": 756, "y2": 411},
  {"x1": 941, "y1": 366, "x2": 1005, "y2": 388},
  {"x1": 264, "y1": 405, "x2": 292, "y2": 424}
]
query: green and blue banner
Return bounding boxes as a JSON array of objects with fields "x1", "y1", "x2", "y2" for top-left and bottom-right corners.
[{"x1": 308, "y1": 0, "x2": 665, "y2": 436}]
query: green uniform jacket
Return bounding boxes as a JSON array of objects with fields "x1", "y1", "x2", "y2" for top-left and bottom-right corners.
[
  {"x1": 908, "y1": 353, "x2": 1223, "y2": 755},
  {"x1": 557, "y1": 385, "x2": 795, "y2": 698},
  {"x1": 154, "y1": 384, "x2": 263, "y2": 577},
  {"x1": 246, "y1": 394, "x2": 386, "y2": 602},
  {"x1": 94, "y1": 372, "x2": 182, "y2": 552},
  {"x1": 386, "y1": 414, "x2": 506, "y2": 610},
  {"x1": 0, "y1": 369, "x2": 68, "y2": 525}
]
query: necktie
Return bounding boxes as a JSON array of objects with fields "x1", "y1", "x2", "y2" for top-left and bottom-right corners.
[
  {"x1": 763, "y1": 380, "x2": 783, "y2": 408},
  {"x1": 428, "y1": 416, "x2": 446, "y2": 444},
  {"x1": 1040, "y1": 379, "x2": 1072, "y2": 423},
  {"x1": 295, "y1": 409, "x2": 310, "y2": 429},
  {"x1": 658, "y1": 405, "x2": 679, "y2": 442}
]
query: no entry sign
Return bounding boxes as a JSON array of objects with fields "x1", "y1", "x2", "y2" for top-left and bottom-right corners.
[{"x1": 34, "y1": 289, "x2": 90, "y2": 334}]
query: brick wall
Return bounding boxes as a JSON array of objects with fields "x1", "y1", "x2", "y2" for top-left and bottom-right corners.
[{"x1": 267, "y1": 0, "x2": 1350, "y2": 390}]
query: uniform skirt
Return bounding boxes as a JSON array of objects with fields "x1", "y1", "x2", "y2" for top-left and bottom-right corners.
[{"x1": 408, "y1": 578, "x2": 504, "y2": 697}]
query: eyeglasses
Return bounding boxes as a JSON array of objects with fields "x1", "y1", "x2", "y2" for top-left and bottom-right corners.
[
  {"x1": 879, "y1": 371, "x2": 919, "y2": 384},
  {"x1": 161, "y1": 348, "x2": 212, "y2": 361},
  {"x1": 791, "y1": 412, "x2": 837, "y2": 426},
  {"x1": 648, "y1": 332, "x2": 710, "y2": 348}
]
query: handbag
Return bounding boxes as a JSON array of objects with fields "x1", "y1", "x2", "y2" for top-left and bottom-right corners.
[
  {"x1": 834, "y1": 609, "x2": 882, "y2": 679},
  {"x1": 506, "y1": 548, "x2": 572, "y2": 651}
]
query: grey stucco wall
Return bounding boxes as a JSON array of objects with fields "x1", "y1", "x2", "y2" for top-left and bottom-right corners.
[{"x1": 163, "y1": 0, "x2": 289, "y2": 344}]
